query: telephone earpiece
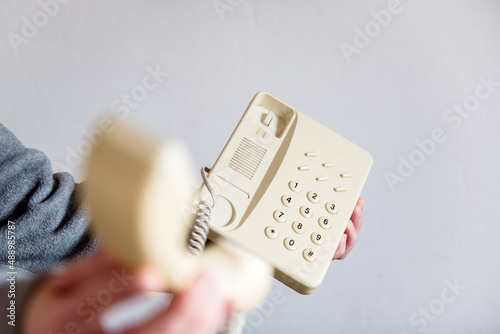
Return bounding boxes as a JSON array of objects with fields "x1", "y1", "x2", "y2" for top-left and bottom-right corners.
[{"x1": 86, "y1": 119, "x2": 272, "y2": 312}]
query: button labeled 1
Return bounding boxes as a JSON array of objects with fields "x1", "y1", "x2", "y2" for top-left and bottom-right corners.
[{"x1": 289, "y1": 181, "x2": 302, "y2": 192}]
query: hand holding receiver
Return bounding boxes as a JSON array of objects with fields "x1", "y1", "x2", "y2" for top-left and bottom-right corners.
[
  {"x1": 22, "y1": 252, "x2": 232, "y2": 334},
  {"x1": 85, "y1": 119, "x2": 272, "y2": 312}
]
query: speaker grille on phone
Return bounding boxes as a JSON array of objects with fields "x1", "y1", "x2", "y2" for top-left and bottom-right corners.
[{"x1": 228, "y1": 137, "x2": 266, "y2": 180}]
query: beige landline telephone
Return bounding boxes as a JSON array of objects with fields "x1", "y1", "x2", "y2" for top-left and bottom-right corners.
[{"x1": 86, "y1": 92, "x2": 373, "y2": 312}]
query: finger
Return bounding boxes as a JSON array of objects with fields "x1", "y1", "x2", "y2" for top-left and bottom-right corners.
[
  {"x1": 333, "y1": 234, "x2": 347, "y2": 260},
  {"x1": 48, "y1": 251, "x2": 118, "y2": 294},
  {"x1": 124, "y1": 271, "x2": 229, "y2": 334},
  {"x1": 341, "y1": 220, "x2": 358, "y2": 259},
  {"x1": 77, "y1": 267, "x2": 166, "y2": 333},
  {"x1": 351, "y1": 197, "x2": 364, "y2": 234}
]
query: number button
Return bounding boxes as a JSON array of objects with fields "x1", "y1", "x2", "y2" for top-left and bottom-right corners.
[
  {"x1": 307, "y1": 191, "x2": 320, "y2": 203},
  {"x1": 300, "y1": 206, "x2": 313, "y2": 219},
  {"x1": 311, "y1": 232, "x2": 324, "y2": 245},
  {"x1": 303, "y1": 248, "x2": 316, "y2": 262},
  {"x1": 325, "y1": 202, "x2": 338, "y2": 214},
  {"x1": 265, "y1": 226, "x2": 279, "y2": 240},
  {"x1": 284, "y1": 237, "x2": 297, "y2": 251},
  {"x1": 273, "y1": 210, "x2": 287, "y2": 223},
  {"x1": 281, "y1": 195, "x2": 295, "y2": 207},
  {"x1": 289, "y1": 181, "x2": 302, "y2": 193},
  {"x1": 318, "y1": 217, "x2": 332, "y2": 229},
  {"x1": 292, "y1": 221, "x2": 305, "y2": 234}
]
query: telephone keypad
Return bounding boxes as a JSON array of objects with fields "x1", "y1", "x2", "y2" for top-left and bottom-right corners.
[{"x1": 272, "y1": 153, "x2": 352, "y2": 264}]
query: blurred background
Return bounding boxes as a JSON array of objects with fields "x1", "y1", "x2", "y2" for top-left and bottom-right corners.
[{"x1": 1, "y1": 0, "x2": 499, "y2": 333}]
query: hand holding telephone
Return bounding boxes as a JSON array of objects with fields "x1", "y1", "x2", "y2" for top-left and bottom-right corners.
[{"x1": 86, "y1": 92, "x2": 373, "y2": 311}]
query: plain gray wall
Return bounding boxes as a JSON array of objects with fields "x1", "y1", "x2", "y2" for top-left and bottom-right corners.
[{"x1": 1, "y1": 1, "x2": 499, "y2": 333}]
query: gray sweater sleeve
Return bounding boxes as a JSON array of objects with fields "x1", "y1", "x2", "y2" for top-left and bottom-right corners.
[
  {"x1": 0, "y1": 123, "x2": 99, "y2": 271},
  {"x1": 0, "y1": 123, "x2": 100, "y2": 333}
]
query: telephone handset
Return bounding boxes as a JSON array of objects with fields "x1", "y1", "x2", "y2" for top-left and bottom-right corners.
[
  {"x1": 86, "y1": 92, "x2": 372, "y2": 311},
  {"x1": 86, "y1": 122, "x2": 273, "y2": 312}
]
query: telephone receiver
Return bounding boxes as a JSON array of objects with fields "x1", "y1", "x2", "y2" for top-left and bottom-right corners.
[
  {"x1": 86, "y1": 92, "x2": 373, "y2": 312},
  {"x1": 86, "y1": 120, "x2": 272, "y2": 312}
]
